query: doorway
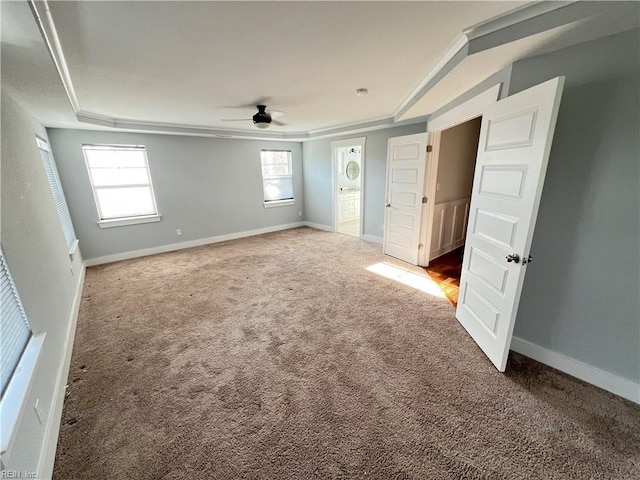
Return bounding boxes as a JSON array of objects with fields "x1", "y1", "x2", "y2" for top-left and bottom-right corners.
[
  {"x1": 332, "y1": 137, "x2": 365, "y2": 238},
  {"x1": 424, "y1": 117, "x2": 482, "y2": 305}
]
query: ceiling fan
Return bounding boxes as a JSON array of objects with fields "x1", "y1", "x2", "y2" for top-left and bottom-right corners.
[{"x1": 222, "y1": 105, "x2": 287, "y2": 129}]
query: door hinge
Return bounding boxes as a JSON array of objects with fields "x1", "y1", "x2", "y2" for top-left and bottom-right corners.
[
  {"x1": 426, "y1": 145, "x2": 433, "y2": 153},
  {"x1": 418, "y1": 243, "x2": 424, "y2": 250},
  {"x1": 421, "y1": 196, "x2": 428, "y2": 204}
]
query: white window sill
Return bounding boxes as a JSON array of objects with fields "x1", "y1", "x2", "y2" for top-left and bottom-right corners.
[
  {"x1": 0, "y1": 333, "x2": 46, "y2": 462},
  {"x1": 263, "y1": 199, "x2": 295, "y2": 209},
  {"x1": 98, "y1": 214, "x2": 162, "y2": 229},
  {"x1": 68, "y1": 239, "x2": 79, "y2": 260}
]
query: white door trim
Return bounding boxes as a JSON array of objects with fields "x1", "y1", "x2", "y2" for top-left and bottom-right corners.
[
  {"x1": 332, "y1": 137, "x2": 366, "y2": 236},
  {"x1": 419, "y1": 83, "x2": 502, "y2": 266},
  {"x1": 418, "y1": 130, "x2": 439, "y2": 267},
  {"x1": 427, "y1": 83, "x2": 501, "y2": 132}
]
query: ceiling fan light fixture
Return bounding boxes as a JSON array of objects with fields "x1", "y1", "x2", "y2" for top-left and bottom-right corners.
[{"x1": 253, "y1": 104, "x2": 272, "y2": 128}]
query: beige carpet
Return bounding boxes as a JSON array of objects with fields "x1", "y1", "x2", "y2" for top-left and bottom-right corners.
[{"x1": 54, "y1": 227, "x2": 639, "y2": 479}]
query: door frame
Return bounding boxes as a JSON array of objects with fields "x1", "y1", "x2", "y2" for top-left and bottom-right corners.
[
  {"x1": 332, "y1": 137, "x2": 366, "y2": 236},
  {"x1": 417, "y1": 84, "x2": 504, "y2": 267}
]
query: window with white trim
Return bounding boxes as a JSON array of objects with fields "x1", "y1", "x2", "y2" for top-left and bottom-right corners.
[
  {"x1": 260, "y1": 150, "x2": 294, "y2": 207},
  {"x1": 82, "y1": 145, "x2": 159, "y2": 226},
  {"x1": 0, "y1": 246, "x2": 45, "y2": 457},
  {"x1": 0, "y1": 247, "x2": 31, "y2": 396},
  {"x1": 37, "y1": 137, "x2": 78, "y2": 252}
]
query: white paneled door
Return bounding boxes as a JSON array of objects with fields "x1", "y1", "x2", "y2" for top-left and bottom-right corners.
[
  {"x1": 456, "y1": 77, "x2": 565, "y2": 371},
  {"x1": 383, "y1": 133, "x2": 428, "y2": 264}
]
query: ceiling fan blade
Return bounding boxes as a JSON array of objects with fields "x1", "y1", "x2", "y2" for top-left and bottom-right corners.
[
  {"x1": 269, "y1": 110, "x2": 286, "y2": 118},
  {"x1": 221, "y1": 118, "x2": 251, "y2": 122},
  {"x1": 272, "y1": 119, "x2": 288, "y2": 126}
]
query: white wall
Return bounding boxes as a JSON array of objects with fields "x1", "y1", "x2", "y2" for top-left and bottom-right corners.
[
  {"x1": 509, "y1": 29, "x2": 640, "y2": 385},
  {"x1": 303, "y1": 124, "x2": 427, "y2": 239},
  {"x1": 47, "y1": 130, "x2": 304, "y2": 262},
  {"x1": 1, "y1": 92, "x2": 84, "y2": 476},
  {"x1": 434, "y1": 117, "x2": 480, "y2": 204}
]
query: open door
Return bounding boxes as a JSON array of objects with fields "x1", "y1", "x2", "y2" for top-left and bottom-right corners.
[
  {"x1": 456, "y1": 76, "x2": 565, "y2": 371},
  {"x1": 383, "y1": 133, "x2": 428, "y2": 265}
]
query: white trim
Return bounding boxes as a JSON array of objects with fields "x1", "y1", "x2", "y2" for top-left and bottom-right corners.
[
  {"x1": 0, "y1": 334, "x2": 46, "y2": 462},
  {"x1": 31, "y1": 0, "x2": 554, "y2": 142},
  {"x1": 36, "y1": 264, "x2": 85, "y2": 479},
  {"x1": 85, "y1": 222, "x2": 305, "y2": 266},
  {"x1": 263, "y1": 199, "x2": 295, "y2": 208},
  {"x1": 98, "y1": 214, "x2": 162, "y2": 229},
  {"x1": 462, "y1": 1, "x2": 576, "y2": 41},
  {"x1": 360, "y1": 234, "x2": 383, "y2": 245},
  {"x1": 418, "y1": 131, "x2": 440, "y2": 267},
  {"x1": 68, "y1": 238, "x2": 79, "y2": 256},
  {"x1": 395, "y1": 34, "x2": 470, "y2": 120},
  {"x1": 302, "y1": 222, "x2": 333, "y2": 233},
  {"x1": 510, "y1": 336, "x2": 640, "y2": 404},
  {"x1": 427, "y1": 84, "x2": 501, "y2": 133}
]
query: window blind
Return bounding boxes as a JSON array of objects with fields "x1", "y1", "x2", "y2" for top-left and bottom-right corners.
[
  {"x1": 0, "y1": 248, "x2": 31, "y2": 396},
  {"x1": 37, "y1": 137, "x2": 77, "y2": 251}
]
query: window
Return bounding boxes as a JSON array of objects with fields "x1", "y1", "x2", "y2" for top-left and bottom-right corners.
[
  {"x1": 37, "y1": 137, "x2": 78, "y2": 252},
  {"x1": 0, "y1": 247, "x2": 44, "y2": 457},
  {"x1": 82, "y1": 145, "x2": 160, "y2": 227},
  {"x1": 260, "y1": 150, "x2": 294, "y2": 207},
  {"x1": 0, "y1": 248, "x2": 31, "y2": 396}
]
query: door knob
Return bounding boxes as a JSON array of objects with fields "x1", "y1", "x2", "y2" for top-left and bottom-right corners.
[
  {"x1": 386, "y1": 203, "x2": 391, "y2": 207},
  {"x1": 506, "y1": 254, "x2": 520, "y2": 264}
]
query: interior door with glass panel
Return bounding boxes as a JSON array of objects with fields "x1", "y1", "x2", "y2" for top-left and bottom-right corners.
[{"x1": 456, "y1": 77, "x2": 565, "y2": 371}]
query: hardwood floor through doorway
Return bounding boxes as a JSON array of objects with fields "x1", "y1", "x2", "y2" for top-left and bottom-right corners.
[{"x1": 424, "y1": 247, "x2": 464, "y2": 306}]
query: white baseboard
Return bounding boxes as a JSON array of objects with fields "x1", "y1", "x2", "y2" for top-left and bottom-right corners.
[
  {"x1": 303, "y1": 221, "x2": 334, "y2": 232},
  {"x1": 37, "y1": 263, "x2": 86, "y2": 478},
  {"x1": 510, "y1": 336, "x2": 639, "y2": 404},
  {"x1": 85, "y1": 222, "x2": 305, "y2": 266},
  {"x1": 302, "y1": 222, "x2": 382, "y2": 245},
  {"x1": 361, "y1": 234, "x2": 383, "y2": 244}
]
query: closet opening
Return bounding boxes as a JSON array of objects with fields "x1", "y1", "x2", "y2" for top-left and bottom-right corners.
[{"x1": 424, "y1": 117, "x2": 482, "y2": 305}]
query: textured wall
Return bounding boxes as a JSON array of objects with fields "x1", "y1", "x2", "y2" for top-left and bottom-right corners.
[
  {"x1": 1, "y1": 92, "x2": 84, "y2": 474},
  {"x1": 47, "y1": 130, "x2": 303, "y2": 260}
]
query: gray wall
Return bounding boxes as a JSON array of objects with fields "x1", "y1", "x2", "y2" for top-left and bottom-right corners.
[
  {"x1": 1, "y1": 92, "x2": 84, "y2": 473},
  {"x1": 47, "y1": 130, "x2": 303, "y2": 261},
  {"x1": 510, "y1": 29, "x2": 640, "y2": 382},
  {"x1": 435, "y1": 117, "x2": 481, "y2": 204},
  {"x1": 303, "y1": 123, "x2": 427, "y2": 239}
]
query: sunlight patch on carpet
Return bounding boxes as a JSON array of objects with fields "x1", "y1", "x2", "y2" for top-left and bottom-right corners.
[{"x1": 366, "y1": 262, "x2": 446, "y2": 298}]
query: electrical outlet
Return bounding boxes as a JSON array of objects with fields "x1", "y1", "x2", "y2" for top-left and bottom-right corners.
[
  {"x1": 436, "y1": 182, "x2": 441, "y2": 192},
  {"x1": 34, "y1": 398, "x2": 44, "y2": 424},
  {"x1": 298, "y1": 211, "x2": 302, "y2": 217},
  {"x1": 176, "y1": 229, "x2": 182, "y2": 236}
]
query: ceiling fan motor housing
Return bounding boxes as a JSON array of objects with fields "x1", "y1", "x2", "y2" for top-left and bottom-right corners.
[{"x1": 253, "y1": 105, "x2": 272, "y2": 128}]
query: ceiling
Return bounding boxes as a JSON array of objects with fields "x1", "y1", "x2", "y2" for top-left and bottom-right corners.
[{"x1": 2, "y1": 1, "x2": 638, "y2": 140}]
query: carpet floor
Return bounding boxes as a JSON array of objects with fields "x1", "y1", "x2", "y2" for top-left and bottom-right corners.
[{"x1": 54, "y1": 227, "x2": 640, "y2": 479}]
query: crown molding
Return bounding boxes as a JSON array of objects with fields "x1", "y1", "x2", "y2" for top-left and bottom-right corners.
[
  {"x1": 393, "y1": 0, "x2": 577, "y2": 122},
  {"x1": 462, "y1": 0, "x2": 577, "y2": 41},
  {"x1": 29, "y1": 0, "x2": 578, "y2": 141}
]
